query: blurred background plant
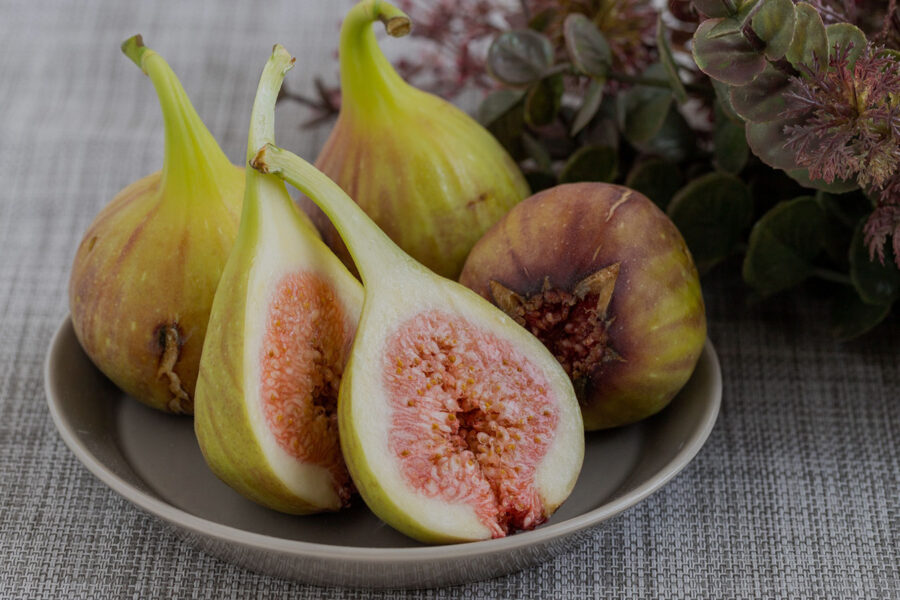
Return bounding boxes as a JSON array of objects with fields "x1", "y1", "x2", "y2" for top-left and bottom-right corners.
[{"x1": 282, "y1": 0, "x2": 900, "y2": 339}]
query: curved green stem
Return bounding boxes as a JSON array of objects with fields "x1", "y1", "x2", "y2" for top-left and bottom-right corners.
[
  {"x1": 247, "y1": 45, "x2": 294, "y2": 163},
  {"x1": 121, "y1": 34, "x2": 233, "y2": 197},
  {"x1": 252, "y1": 143, "x2": 402, "y2": 286},
  {"x1": 339, "y1": 0, "x2": 412, "y2": 119},
  {"x1": 812, "y1": 267, "x2": 853, "y2": 286}
]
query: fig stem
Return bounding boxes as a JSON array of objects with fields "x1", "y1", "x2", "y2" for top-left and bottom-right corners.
[
  {"x1": 120, "y1": 34, "x2": 233, "y2": 199},
  {"x1": 251, "y1": 143, "x2": 404, "y2": 286},
  {"x1": 339, "y1": 0, "x2": 413, "y2": 118},
  {"x1": 247, "y1": 45, "x2": 295, "y2": 164}
]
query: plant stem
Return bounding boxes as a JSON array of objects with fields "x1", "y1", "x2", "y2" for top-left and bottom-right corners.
[
  {"x1": 607, "y1": 72, "x2": 709, "y2": 95},
  {"x1": 252, "y1": 144, "x2": 402, "y2": 286},
  {"x1": 812, "y1": 267, "x2": 853, "y2": 286}
]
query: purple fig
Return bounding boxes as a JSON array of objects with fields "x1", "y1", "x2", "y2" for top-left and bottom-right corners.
[{"x1": 460, "y1": 183, "x2": 707, "y2": 430}]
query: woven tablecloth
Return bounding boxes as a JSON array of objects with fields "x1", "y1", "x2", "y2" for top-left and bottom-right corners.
[{"x1": 1, "y1": 1, "x2": 898, "y2": 597}]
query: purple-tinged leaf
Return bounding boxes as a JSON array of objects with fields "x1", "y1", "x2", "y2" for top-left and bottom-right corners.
[
  {"x1": 825, "y1": 23, "x2": 866, "y2": 66},
  {"x1": 745, "y1": 118, "x2": 802, "y2": 170},
  {"x1": 657, "y1": 15, "x2": 688, "y2": 104},
  {"x1": 692, "y1": 0, "x2": 735, "y2": 18},
  {"x1": 570, "y1": 79, "x2": 605, "y2": 136},
  {"x1": 693, "y1": 18, "x2": 767, "y2": 85},
  {"x1": 563, "y1": 14, "x2": 612, "y2": 79},
  {"x1": 487, "y1": 30, "x2": 554, "y2": 87},
  {"x1": 730, "y1": 64, "x2": 794, "y2": 122},
  {"x1": 750, "y1": 0, "x2": 796, "y2": 60},
  {"x1": 785, "y1": 3, "x2": 827, "y2": 70}
]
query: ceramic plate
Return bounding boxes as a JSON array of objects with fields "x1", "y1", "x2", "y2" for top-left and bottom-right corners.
[{"x1": 45, "y1": 316, "x2": 721, "y2": 589}]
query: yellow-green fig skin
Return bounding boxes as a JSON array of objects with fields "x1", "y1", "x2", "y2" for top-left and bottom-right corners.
[
  {"x1": 300, "y1": 0, "x2": 530, "y2": 280},
  {"x1": 69, "y1": 36, "x2": 244, "y2": 414},
  {"x1": 194, "y1": 46, "x2": 363, "y2": 514}
]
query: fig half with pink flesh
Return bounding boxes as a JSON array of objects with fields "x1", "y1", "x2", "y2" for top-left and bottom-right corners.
[
  {"x1": 459, "y1": 183, "x2": 707, "y2": 430},
  {"x1": 252, "y1": 136, "x2": 584, "y2": 541},
  {"x1": 193, "y1": 47, "x2": 363, "y2": 513}
]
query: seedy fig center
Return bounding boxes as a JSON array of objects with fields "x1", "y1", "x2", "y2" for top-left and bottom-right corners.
[
  {"x1": 489, "y1": 263, "x2": 622, "y2": 387},
  {"x1": 385, "y1": 311, "x2": 559, "y2": 537}
]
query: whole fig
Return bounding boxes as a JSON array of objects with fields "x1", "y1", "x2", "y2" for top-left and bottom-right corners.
[
  {"x1": 301, "y1": 0, "x2": 530, "y2": 279},
  {"x1": 459, "y1": 183, "x2": 707, "y2": 430},
  {"x1": 68, "y1": 36, "x2": 244, "y2": 414}
]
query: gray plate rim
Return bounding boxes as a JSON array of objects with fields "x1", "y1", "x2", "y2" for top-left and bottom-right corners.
[{"x1": 45, "y1": 315, "x2": 721, "y2": 562}]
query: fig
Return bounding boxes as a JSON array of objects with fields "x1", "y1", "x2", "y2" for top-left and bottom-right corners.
[
  {"x1": 459, "y1": 183, "x2": 707, "y2": 430},
  {"x1": 252, "y1": 140, "x2": 584, "y2": 540},
  {"x1": 193, "y1": 47, "x2": 363, "y2": 513},
  {"x1": 300, "y1": 0, "x2": 530, "y2": 280},
  {"x1": 68, "y1": 36, "x2": 245, "y2": 414}
]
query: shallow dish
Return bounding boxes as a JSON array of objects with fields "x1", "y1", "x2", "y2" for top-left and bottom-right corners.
[{"x1": 45, "y1": 316, "x2": 721, "y2": 589}]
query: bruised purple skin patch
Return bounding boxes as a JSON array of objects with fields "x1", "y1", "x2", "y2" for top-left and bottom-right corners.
[
  {"x1": 383, "y1": 310, "x2": 560, "y2": 538},
  {"x1": 260, "y1": 272, "x2": 355, "y2": 505}
]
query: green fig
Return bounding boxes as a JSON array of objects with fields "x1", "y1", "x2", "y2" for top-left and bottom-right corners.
[
  {"x1": 299, "y1": 0, "x2": 530, "y2": 280},
  {"x1": 252, "y1": 100, "x2": 583, "y2": 541},
  {"x1": 193, "y1": 47, "x2": 363, "y2": 513},
  {"x1": 68, "y1": 36, "x2": 244, "y2": 414}
]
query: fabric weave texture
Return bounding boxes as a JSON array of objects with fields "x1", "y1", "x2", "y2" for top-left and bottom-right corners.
[{"x1": 0, "y1": 1, "x2": 897, "y2": 598}]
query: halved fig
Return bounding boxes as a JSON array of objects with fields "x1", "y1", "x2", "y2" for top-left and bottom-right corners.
[
  {"x1": 193, "y1": 47, "x2": 363, "y2": 513},
  {"x1": 252, "y1": 110, "x2": 584, "y2": 543}
]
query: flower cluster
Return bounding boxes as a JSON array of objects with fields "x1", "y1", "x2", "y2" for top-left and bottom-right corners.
[{"x1": 783, "y1": 43, "x2": 900, "y2": 264}]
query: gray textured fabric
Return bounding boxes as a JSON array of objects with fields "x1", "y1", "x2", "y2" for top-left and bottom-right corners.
[{"x1": 1, "y1": 1, "x2": 898, "y2": 598}]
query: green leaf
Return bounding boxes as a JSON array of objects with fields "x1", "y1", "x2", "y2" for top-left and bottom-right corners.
[
  {"x1": 729, "y1": 63, "x2": 793, "y2": 122},
  {"x1": 563, "y1": 14, "x2": 612, "y2": 79},
  {"x1": 745, "y1": 118, "x2": 801, "y2": 170},
  {"x1": 849, "y1": 221, "x2": 900, "y2": 306},
  {"x1": 712, "y1": 79, "x2": 742, "y2": 123},
  {"x1": 521, "y1": 132, "x2": 552, "y2": 173},
  {"x1": 692, "y1": 17, "x2": 767, "y2": 86},
  {"x1": 625, "y1": 159, "x2": 684, "y2": 210},
  {"x1": 657, "y1": 16, "x2": 689, "y2": 104},
  {"x1": 750, "y1": 0, "x2": 796, "y2": 60},
  {"x1": 786, "y1": 168, "x2": 859, "y2": 193},
  {"x1": 831, "y1": 286, "x2": 891, "y2": 341},
  {"x1": 487, "y1": 30, "x2": 555, "y2": 87},
  {"x1": 477, "y1": 89, "x2": 525, "y2": 127},
  {"x1": 528, "y1": 7, "x2": 557, "y2": 32},
  {"x1": 483, "y1": 97, "x2": 526, "y2": 160},
  {"x1": 636, "y1": 105, "x2": 696, "y2": 163},
  {"x1": 742, "y1": 196, "x2": 825, "y2": 295},
  {"x1": 786, "y1": 2, "x2": 828, "y2": 70},
  {"x1": 667, "y1": 172, "x2": 754, "y2": 271},
  {"x1": 558, "y1": 145, "x2": 619, "y2": 183},
  {"x1": 570, "y1": 78, "x2": 605, "y2": 136},
  {"x1": 618, "y1": 64, "x2": 673, "y2": 145},
  {"x1": 692, "y1": 0, "x2": 735, "y2": 18},
  {"x1": 524, "y1": 74, "x2": 563, "y2": 128},
  {"x1": 825, "y1": 23, "x2": 866, "y2": 66},
  {"x1": 714, "y1": 103, "x2": 749, "y2": 173},
  {"x1": 816, "y1": 190, "x2": 872, "y2": 268},
  {"x1": 524, "y1": 170, "x2": 557, "y2": 192},
  {"x1": 815, "y1": 190, "x2": 872, "y2": 229}
]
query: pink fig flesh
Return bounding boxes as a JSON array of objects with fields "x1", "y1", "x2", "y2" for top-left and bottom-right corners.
[
  {"x1": 384, "y1": 310, "x2": 559, "y2": 537},
  {"x1": 260, "y1": 272, "x2": 355, "y2": 504}
]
